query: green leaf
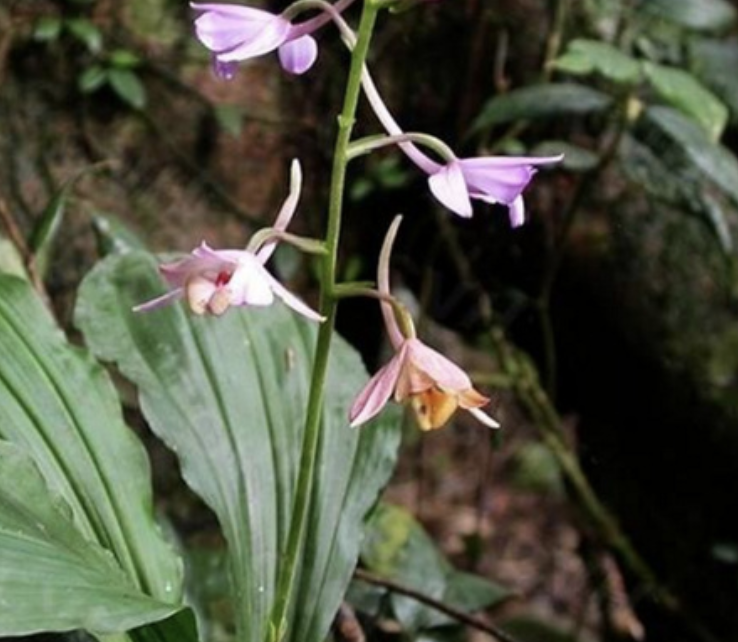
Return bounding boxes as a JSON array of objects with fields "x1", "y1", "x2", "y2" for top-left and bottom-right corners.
[
  {"x1": 0, "y1": 442, "x2": 179, "y2": 636},
  {"x1": 642, "y1": 106, "x2": 738, "y2": 207},
  {"x1": 79, "y1": 65, "x2": 109, "y2": 93},
  {"x1": 0, "y1": 276, "x2": 183, "y2": 608},
  {"x1": 109, "y1": 69, "x2": 147, "y2": 110},
  {"x1": 621, "y1": 127, "x2": 735, "y2": 254},
  {"x1": 66, "y1": 18, "x2": 103, "y2": 54},
  {"x1": 33, "y1": 16, "x2": 63, "y2": 42},
  {"x1": 92, "y1": 212, "x2": 146, "y2": 256},
  {"x1": 110, "y1": 49, "x2": 142, "y2": 69},
  {"x1": 470, "y1": 83, "x2": 612, "y2": 135},
  {"x1": 553, "y1": 39, "x2": 642, "y2": 84},
  {"x1": 0, "y1": 234, "x2": 27, "y2": 279},
  {"x1": 361, "y1": 504, "x2": 510, "y2": 633},
  {"x1": 637, "y1": 0, "x2": 736, "y2": 32},
  {"x1": 29, "y1": 165, "x2": 106, "y2": 276},
  {"x1": 130, "y1": 608, "x2": 199, "y2": 642},
  {"x1": 643, "y1": 62, "x2": 727, "y2": 140},
  {"x1": 690, "y1": 39, "x2": 738, "y2": 125},
  {"x1": 74, "y1": 251, "x2": 403, "y2": 642}
]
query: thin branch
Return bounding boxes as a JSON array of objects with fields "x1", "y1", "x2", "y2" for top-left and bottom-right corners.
[{"x1": 353, "y1": 568, "x2": 520, "y2": 642}]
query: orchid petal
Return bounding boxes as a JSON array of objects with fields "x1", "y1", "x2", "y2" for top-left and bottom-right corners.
[
  {"x1": 264, "y1": 271, "x2": 324, "y2": 322},
  {"x1": 349, "y1": 352, "x2": 404, "y2": 427},
  {"x1": 216, "y1": 17, "x2": 291, "y2": 62},
  {"x1": 459, "y1": 154, "x2": 563, "y2": 168},
  {"x1": 508, "y1": 195, "x2": 526, "y2": 228},
  {"x1": 428, "y1": 162, "x2": 473, "y2": 218},
  {"x1": 467, "y1": 406, "x2": 500, "y2": 429},
  {"x1": 227, "y1": 255, "x2": 274, "y2": 306},
  {"x1": 192, "y1": 4, "x2": 275, "y2": 52},
  {"x1": 278, "y1": 35, "x2": 318, "y2": 75},
  {"x1": 257, "y1": 159, "x2": 302, "y2": 263},
  {"x1": 405, "y1": 338, "x2": 472, "y2": 391},
  {"x1": 159, "y1": 243, "x2": 234, "y2": 287},
  {"x1": 132, "y1": 288, "x2": 184, "y2": 313},
  {"x1": 460, "y1": 163, "x2": 536, "y2": 205},
  {"x1": 378, "y1": 216, "x2": 405, "y2": 350}
]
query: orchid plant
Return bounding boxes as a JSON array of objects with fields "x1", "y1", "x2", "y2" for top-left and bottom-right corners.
[{"x1": 0, "y1": 1, "x2": 560, "y2": 642}]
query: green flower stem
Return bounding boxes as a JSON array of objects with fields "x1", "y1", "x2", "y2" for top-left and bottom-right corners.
[
  {"x1": 265, "y1": 3, "x2": 380, "y2": 641},
  {"x1": 346, "y1": 132, "x2": 455, "y2": 161}
]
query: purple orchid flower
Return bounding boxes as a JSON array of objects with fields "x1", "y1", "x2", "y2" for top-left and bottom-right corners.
[
  {"x1": 357, "y1": 66, "x2": 562, "y2": 225},
  {"x1": 134, "y1": 161, "x2": 322, "y2": 321},
  {"x1": 349, "y1": 217, "x2": 499, "y2": 431},
  {"x1": 427, "y1": 154, "x2": 563, "y2": 226},
  {"x1": 191, "y1": 0, "x2": 353, "y2": 77}
]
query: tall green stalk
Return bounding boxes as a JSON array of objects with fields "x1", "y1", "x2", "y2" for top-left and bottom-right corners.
[{"x1": 265, "y1": 2, "x2": 380, "y2": 641}]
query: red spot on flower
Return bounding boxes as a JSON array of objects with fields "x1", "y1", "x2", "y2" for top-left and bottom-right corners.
[{"x1": 215, "y1": 271, "x2": 232, "y2": 286}]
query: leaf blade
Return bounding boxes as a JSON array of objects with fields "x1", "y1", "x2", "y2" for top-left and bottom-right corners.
[{"x1": 75, "y1": 251, "x2": 403, "y2": 642}]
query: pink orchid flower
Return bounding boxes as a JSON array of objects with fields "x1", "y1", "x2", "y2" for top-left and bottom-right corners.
[
  {"x1": 191, "y1": 0, "x2": 354, "y2": 78},
  {"x1": 357, "y1": 66, "x2": 561, "y2": 225},
  {"x1": 134, "y1": 161, "x2": 322, "y2": 322},
  {"x1": 349, "y1": 217, "x2": 499, "y2": 431},
  {"x1": 427, "y1": 154, "x2": 563, "y2": 226}
]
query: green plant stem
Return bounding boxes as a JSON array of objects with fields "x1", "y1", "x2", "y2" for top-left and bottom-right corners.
[{"x1": 265, "y1": 3, "x2": 380, "y2": 641}]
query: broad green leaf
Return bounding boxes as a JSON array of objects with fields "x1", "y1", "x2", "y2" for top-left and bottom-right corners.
[
  {"x1": 75, "y1": 251, "x2": 403, "y2": 642},
  {"x1": 0, "y1": 442, "x2": 178, "y2": 636},
  {"x1": 66, "y1": 18, "x2": 103, "y2": 54},
  {"x1": 637, "y1": 0, "x2": 736, "y2": 32},
  {"x1": 0, "y1": 276, "x2": 183, "y2": 606},
  {"x1": 109, "y1": 69, "x2": 147, "y2": 110},
  {"x1": 361, "y1": 504, "x2": 510, "y2": 633},
  {"x1": 130, "y1": 608, "x2": 199, "y2": 642},
  {"x1": 643, "y1": 62, "x2": 727, "y2": 140},
  {"x1": 642, "y1": 106, "x2": 738, "y2": 208},
  {"x1": 620, "y1": 132, "x2": 735, "y2": 254},
  {"x1": 470, "y1": 83, "x2": 612, "y2": 135},
  {"x1": 690, "y1": 39, "x2": 738, "y2": 125},
  {"x1": 553, "y1": 39, "x2": 642, "y2": 84}
]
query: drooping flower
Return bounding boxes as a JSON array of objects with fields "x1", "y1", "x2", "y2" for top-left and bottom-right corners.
[
  {"x1": 349, "y1": 217, "x2": 499, "y2": 430},
  {"x1": 427, "y1": 154, "x2": 563, "y2": 226},
  {"x1": 134, "y1": 161, "x2": 322, "y2": 322},
  {"x1": 191, "y1": 0, "x2": 354, "y2": 77},
  {"x1": 356, "y1": 65, "x2": 562, "y2": 226}
]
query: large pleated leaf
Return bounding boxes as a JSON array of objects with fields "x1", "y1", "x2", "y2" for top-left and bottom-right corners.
[
  {"x1": 0, "y1": 441, "x2": 178, "y2": 636},
  {"x1": 75, "y1": 251, "x2": 402, "y2": 642},
  {"x1": 0, "y1": 275, "x2": 183, "y2": 615}
]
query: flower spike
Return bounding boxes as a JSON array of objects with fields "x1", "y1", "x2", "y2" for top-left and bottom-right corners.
[
  {"x1": 134, "y1": 160, "x2": 323, "y2": 322},
  {"x1": 350, "y1": 216, "x2": 499, "y2": 431}
]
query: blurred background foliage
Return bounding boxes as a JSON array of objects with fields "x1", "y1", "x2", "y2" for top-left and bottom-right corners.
[{"x1": 4, "y1": 0, "x2": 738, "y2": 641}]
